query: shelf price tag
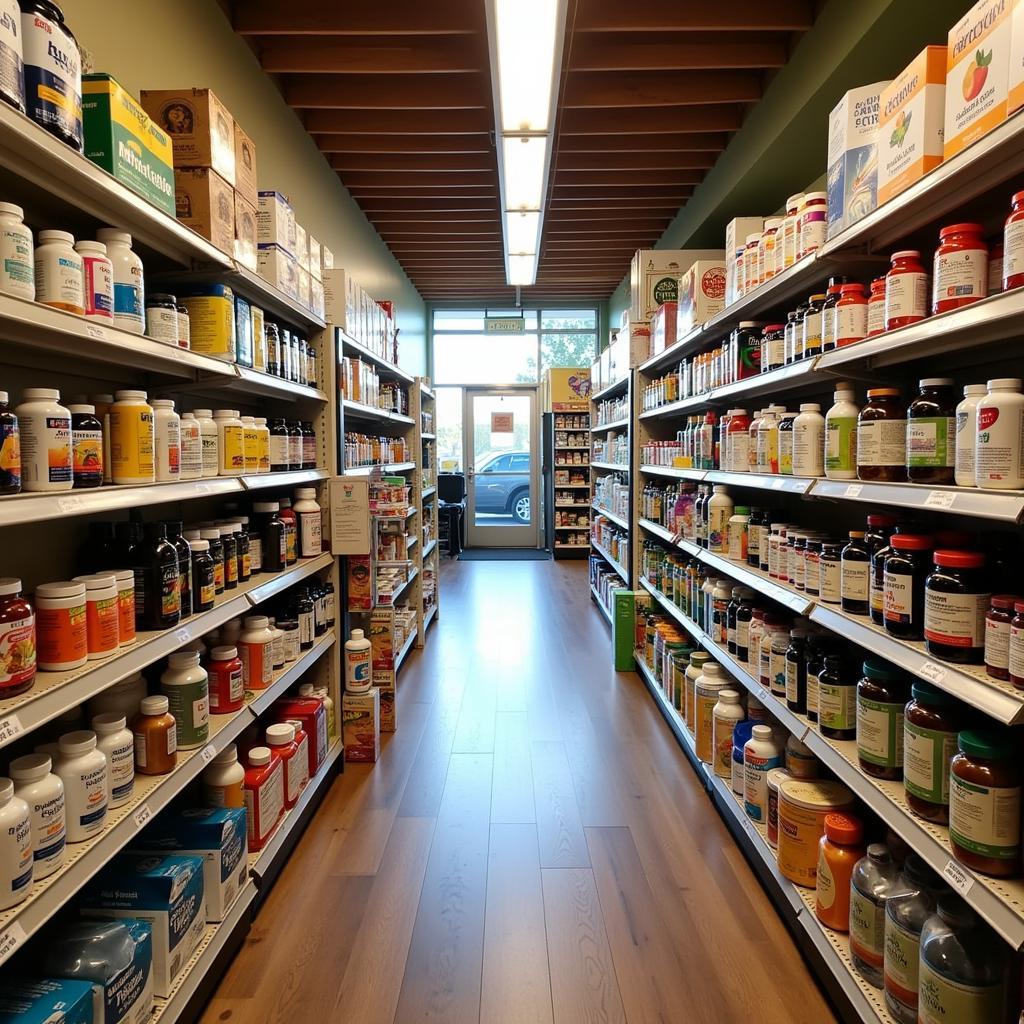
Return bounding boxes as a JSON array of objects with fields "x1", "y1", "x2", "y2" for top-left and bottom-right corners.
[
  {"x1": 844, "y1": 484, "x2": 863, "y2": 497},
  {"x1": 0, "y1": 716, "x2": 22, "y2": 745},
  {"x1": 772, "y1": 478, "x2": 786, "y2": 489},
  {"x1": 200, "y1": 744, "x2": 217, "y2": 765},
  {"x1": 925, "y1": 490, "x2": 957, "y2": 509},
  {"x1": 174, "y1": 627, "x2": 190, "y2": 644},
  {"x1": 919, "y1": 661, "x2": 948, "y2": 684},
  {"x1": 0, "y1": 922, "x2": 26, "y2": 962},
  {"x1": 133, "y1": 803, "x2": 153, "y2": 829},
  {"x1": 57, "y1": 495, "x2": 82, "y2": 514},
  {"x1": 85, "y1": 324, "x2": 104, "y2": 340},
  {"x1": 942, "y1": 859, "x2": 975, "y2": 896}
]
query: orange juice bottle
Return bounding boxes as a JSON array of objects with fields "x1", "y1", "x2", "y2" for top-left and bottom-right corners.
[{"x1": 816, "y1": 812, "x2": 865, "y2": 931}]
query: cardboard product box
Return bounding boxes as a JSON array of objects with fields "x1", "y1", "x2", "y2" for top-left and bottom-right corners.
[
  {"x1": 724, "y1": 217, "x2": 764, "y2": 304},
  {"x1": 1011, "y1": 0, "x2": 1024, "y2": 112},
  {"x1": 343, "y1": 689, "x2": 380, "y2": 762},
  {"x1": 45, "y1": 918, "x2": 154, "y2": 1024},
  {"x1": 233, "y1": 191, "x2": 258, "y2": 272},
  {"x1": 946, "y1": 0, "x2": 1014, "y2": 157},
  {"x1": 0, "y1": 979, "x2": 94, "y2": 1024},
  {"x1": 370, "y1": 607, "x2": 396, "y2": 671},
  {"x1": 877, "y1": 47, "x2": 947, "y2": 205},
  {"x1": 295, "y1": 222, "x2": 309, "y2": 271},
  {"x1": 649, "y1": 302, "x2": 677, "y2": 357},
  {"x1": 612, "y1": 590, "x2": 640, "y2": 672},
  {"x1": 178, "y1": 283, "x2": 236, "y2": 362},
  {"x1": 132, "y1": 808, "x2": 248, "y2": 923},
  {"x1": 82, "y1": 74, "x2": 176, "y2": 218},
  {"x1": 257, "y1": 243, "x2": 299, "y2": 299},
  {"x1": 233, "y1": 122, "x2": 258, "y2": 208},
  {"x1": 139, "y1": 88, "x2": 235, "y2": 185},
  {"x1": 322, "y1": 245, "x2": 334, "y2": 270},
  {"x1": 377, "y1": 687, "x2": 396, "y2": 732},
  {"x1": 608, "y1": 322, "x2": 651, "y2": 380},
  {"x1": 256, "y1": 190, "x2": 296, "y2": 254},
  {"x1": 308, "y1": 235, "x2": 322, "y2": 280},
  {"x1": 322, "y1": 267, "x2": 352, "y2": 329},
  {"x1": 677, "y1": 259, "x2": 727, "y2": 336},
  {"x1": 826, "y1": 81, "x2": 889, "y2": 237},
  {"x1": 174, "y1": 167, "x2": 234, "y2": 254},
  {"x1": 298, "y1": 267, "x2": 311, "y2": 311},
  {"x1": 310, "y1": 277, "x2": 325, "y2": 321},
  {"x1": 273, "y1": 697, "x2": 329, "y2": 776},
  {"x1": 234, "y1": 294, "x2": 253, "y2": 367},
  {"x1": 629, "y1": 249, "x2": 724, "y2": 322},
  {"x1": 78, "y1": 854, "x2": 206, "y2": 999},
  {"x1": 347, "y1": 554, "x2": 373, "y2": 610},
  {"x1": 599, "y1": 346, "x2": 611, "y2": 389},
  {"x1": 544, "y1": 367, "x2": 591, "y2": 411},
  {"x1": 590, "y1": 356, "x2": 603, "y2": 394}
]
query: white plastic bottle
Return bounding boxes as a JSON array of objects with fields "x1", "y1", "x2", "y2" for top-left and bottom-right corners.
[
  {"x1": 91, "y1": 713, "x2": 135, "y2": 808},
  {"x1": 34, "y1": 230, "x2": 83, "y2": 315},
  {"x1": 743, "y1": 724, "x2": 784, "y2": 822},
  {"x1": 213, "y1": 409, "x2": 244, "y2": 477},
  {"x1": 0, "y1": 778, "x2": 31, "y2": 909},
  {"x1": 293, "y1": 487, "x2": 322, "y2": 557},
  {"x1": 74, "y1": 240, "x2": 113, "y2": 323},
  {"x1": 746, "y1": 411, "x2": 763, "y2": 471},
  {"x1": 16, "y1": 388, "x2": 72, "y2": 491},
  {"x1": 712, "y1": 689, "x2": 745, "y2": 779},
  {"x1": 193, "y1": 409, "x2": 219, "y2": 478},
  {"x1": 254, "y1": 416, "x2": 271, "y2": 473},
  {"x1": 9, "y1": 753, "x2": 64, "y2": 880},
  {"x1": 55, "y1": 730, "x2": 108, "y2": 842},
  {"x1": 300, "y1": 683, "x2": 336, "y2": 743},
  {"x1": 976, "y1": 378, "x2": 1024, "y2": 489},
  {"x1": 179, "y1": 412, "x2": 202, "y2": 480},
  {"x1": 238, "y1": 616, "x2": 274, "y2": 690},
  {"x1": 345, "y1": 628, "x2": 372, "y2": 693},
  {"x1": 87, "y1": 672, "x2": 146, "y2": 722},
  {"x1": 152, "y1": 399, "x2": 181, "y2": 483},
  {"x1": 955, "y1": 384, "x2": 987, "y2": 488},
  {"x1": 0, "y1": 203, "x2": 34, "y2": 300},
  {"x1": 792, "y1": 403, "x2": 825, "y2": 477},
  {"x1": 95, "y1": 229, "x2": 144, "y2": 334},
  {"x1": 707, "y1": 485, "x2": 734, "y2": 554},
  {"x1": 756, "y1": 405, "x2": 784, "y2": 474},
  {"x1": 824, "y1": 385, "x2": 860, "y2": 480},
  {"x1": 240, "y1": 415, "x2": 259, "y2": 474},
  {"x1": 203, "y1": 744, "x2": 245, "y2": 808},
  {"x1": 109, "y1": 390, "x2": 154, "y2": 485}
]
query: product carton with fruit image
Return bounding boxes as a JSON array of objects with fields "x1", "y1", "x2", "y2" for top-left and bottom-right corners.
[
  {"x1": 676, "y1": 258, "x2": 727, "y2": 337},
  {"x1": 878, "y1": 46, "x2": 947, "y2": 204},
  {"x1": 944, "y1": 0, "x2": 1015, "y2": 159},
  {"x1": 1007, "y1": 0, "x2": 1024, "y2": 111}
]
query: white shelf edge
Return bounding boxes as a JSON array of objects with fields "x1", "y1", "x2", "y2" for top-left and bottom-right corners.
[
  {"x1": 639, "y1": 464, "x2": 706, "y2": 481},
  {"x1": 246, "y1": 633, "x2": 337, "y2": 718},
  {"x1": 241, "y1": 469, "x2": 327, "y2": 492},
  {"x1": 395, "y1": 627, "x2": 418, "y2": 672},
  {"x1": 591, "y1": 538, "x2": 629, "y2": 581},
  {"x1": 338, "y1": 330, "x2": 416, "y2": 386},
  {"x1": 590, "y1": 417, "x2": 630, "y2": 433},
  {"x1": 243, "y1": 553, "x2": 334, "y2": 606},
  {"x1": 590, "y1": 585, "x2": 613, "y2": 626},
  {"x1": 345, "y1": 462, "x2": 417, "y2": 476}
]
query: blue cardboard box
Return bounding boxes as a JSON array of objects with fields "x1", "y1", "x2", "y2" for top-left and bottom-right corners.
[{"x1": 0, "y1": 978, "x2": 93, "y2": 1023}]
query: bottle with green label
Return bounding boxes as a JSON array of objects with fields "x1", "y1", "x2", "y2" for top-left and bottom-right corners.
[
  {"x1": 159, "y1": 650, "x2": 209, "y2": 749},
  {"x1": 907, "y1": 378, "x2": 956, "y2": 485},
  {"x1": 824, "y1": 384, "x2": 859, "y2": 480},
  {"x1": 884, "y1": 855, "x2": 941, "y2": 1024}
]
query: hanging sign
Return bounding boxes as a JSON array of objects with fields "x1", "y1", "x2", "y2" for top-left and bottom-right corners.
[
  {"x1": 329, "y1": 477, "x2": 371, "y2": 554},
  {"x1": 485, "y1": 316, "x2": 525, "y2": 334},
  {"x1": 491, "y1": 411, "x2": 514, "y2": 433}
]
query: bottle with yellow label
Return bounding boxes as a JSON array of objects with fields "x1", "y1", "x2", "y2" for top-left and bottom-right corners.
[
  {"x1": 241, "y1": 415, "x2": 260, "y2": 474},
  {"x1": 109, "y1": 390, "x2": 155, "y2": 485},
  {"x1": 213, "y1": 409, "x2": 244, "y2": 477},
  {"x1": 254, "y1": 416, "x2": 271, "y2": 474}
]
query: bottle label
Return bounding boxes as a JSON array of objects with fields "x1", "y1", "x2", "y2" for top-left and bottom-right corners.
[
  {"x1": 0, "y1": 420, "x2": 21, "y2": 490},
  {"x1": 0, "y1": 225, "x2": 33, "y2": 298},
  {"x1": 949, "y1": 777, "x2": 1022, "y2": 860},
  {"x1": 867, "y1": 295, "x2": 885, "y2": 335},
  {"x1": 244, "y1": 427, "x2": 260, "y2": 472},
  {"x1": 778, "y1": 431, "x2": 794, "y2": 475},
  {"x1": 784, "y1": 660, "x2": 800, "y2": 703},
  {"x1": 885, "y1": 271, "x2": 928, "y2": 323},
  {"x1": 904, "y1": 722, "x2": 956, "y2": 805},
  {"x1": 0, "y1": 612, "x2": 35, "y2": 686},
  {"x1": 82, "y1": 256, "x2": 113, "y2": 318},
  {"x1": 976, "y1": 404, "x2": 1024, "y2": 485},
  {"x1": 884, "y1": 918, "x2": 921, "y2": 1009},
  {"x1": 825, "y1": 416, "x2": 857, "y2": 472},
  {"x1": 270, "y1": 434, "x2": 290, "y2": 468},
  {"x1": 856, "y1": 419, "x2": 906, "y2": 467},
  {"x1": 806, "y1": 670, "x2": 819, "y2": 715},
  {"x1": 110, "y1": 407, "x2": 154, "y2": 480},
  {"x1": 201, "y1": 432, "x2": 218, "y2": 476},
  {"x1": 918, "y1": 960, "x2": 1005, "y2": 1024},
  {"x1": 221, "y1": 424, "x2": 245, "y2": 474},
  {"x1": 72, "y1": 427, "x2": 103, "y2": 482},
  {"x1": 856, "y1": 696, "x2": 903, "y2": 767},
  {"x1": 240, "y1": 640, "x2": 272, "y2": 689},
  {"x1": 907, "y1": 417, "x2": 955, "y2": 468},
  {"x1": 841, "y1": 559, "x2": 868, "y2": 601},
  {"x1": 986, "y1": 616, "x2": 1011, "y2": 671},
  {"x1": 934, "y1": 249, "x2": 986, "y2": 306},
  {"x1": 818, "y1": 682, "x2": 855, "y2": 730},
  {"x1": 1004, "y1": 219, "x2": 1024, "y2": 282},
  {"x1": 820, "y1": 558, "x2": 841, "y2": 602},
  {"x1": 159, "y1": 562, "x2": 181, "y2": 620},
  {"x1": 112, "y1": 281, "x2": 143, "y2": 322},
  {"x1": 883, "y1": 568, "x2": 914, "y2": 625},
  {"x1": 107, "y1": 737, "x2": 135, "y2": 804},
  {"x1": 849, "y1": 888, "x2": 885, "y2": 968},
  {"x1": 924, "y1": 590, "x2": 988, "y2": 648},
  {"x1": 836, "y1": 301, "x2": 867, "y2": 343},
  {"x1": 299, "y1": 511, "x2": 322, "y2": 557},
  {"x1": 86, "y1": 594, "x2": 119, "y2": 655},
  {"x1": 743, "y1": 751, "x2": 782, "y2": 821},
  {"x1": 770, "y1": 649, "x2": 787, "y2": 696},
  {"x1": 1008, "y1": 623, "x2": 1024, "y2": 680},
  {"x1": 816, "y1": 847, "x2": 836, "y2": 908}
]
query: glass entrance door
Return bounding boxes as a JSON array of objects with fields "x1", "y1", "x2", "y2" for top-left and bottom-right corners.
[{"x1": 463, "y1": 388, "x2": 538, "y2": 548}]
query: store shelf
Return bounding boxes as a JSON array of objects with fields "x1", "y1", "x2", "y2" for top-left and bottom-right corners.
[
  {"x1": 242, "y1": 468, "x2": 328, "y2": 492},
  {"x1": 244, "y1": 552, "x2": 333, "y2": 606},
  {"x1": 338, "y1": 330, "x2": 416, "y2": 386},
  {"x1": 639, "y1": 395, "x2": 705, "y2": 421},
  {"x1": 555, "y1": 503, "x2": 590, "y2": 509},
  {"x1": 591, "y1": 417, "x2": 630, "y2": 432},
  {"x1": 226, "y1": 264, "x2": 325, "y2": 332},
  {"x1": 151, "y1": 880, "x2": 258, "y2": 1024},
  {"x1": 420, "y1": 381, "x2": 435, "y2": 399},
  {"x1": 705, "y1": 470, "x2": 815, "y2": 495},
  {"x1": 592, "y1": 505, "x2": 629, "y2": 530},
  {"x1": 555, "y1": 543, "x2": 590, "y2": 549},
  {"x1": 345, "y1": 462, "x2": 416, "y2": 476},
  {"x1": 379, "y1": 566, "x2": 419, "y2": 607},
  {"x1": 424, "y1": 603, "x2": 437, "y2": 630},
  {"x1": 639, "y1": 464, "x2": 706, "y2": 481},
  {"x1": 421, "y1": 485, "x2": 436, "y2": 498},
  {"x1": 423, "y1": 538, "x2": 437, "y2": 558},
  {"x1": 342, "y1": 399, "x2": 415, "y2": 425},
  {"x1": 590, "y1": 461, "x2": 625, "y2": 472},
  {"x1": 592, "y1": 376, "x2": 630, "y2": 402},
  {"x1": 556, "y1": 483, "x2": 591, "y2": 490},
  {"x1": 421, "y1": 432, "x2": 436, "y2": 440},
  {"x1": 590, "y1": 585, "x2": 613, "y2": 626},
  {"x1": 639, "y1": 324, "x2": 705, "y2": 375},
  {"x1": 230, "y1": 365, "x2": 327, "y2": 403},
  {"x1": 246, "y1": 632, "x2": 336, "y2": 718},
  {"x1": 634, "y1": 653, "x2": 704, "y2": 770},
  {"x1": 591, "y1": 538, "x2": 629, "y2": 580},
  {"x1": 710, "y1": 358, "x2": 825, "y2": 404},
  {"x1": 395, "y1": 626, "x2": 418, "y2": 672},
  {"x1": 555, "y1": 524, "x2": 589, "y2": 530}
]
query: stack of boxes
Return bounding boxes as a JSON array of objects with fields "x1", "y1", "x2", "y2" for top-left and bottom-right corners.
[
  {"x1": 256, "y1": 191, "x2": 329, "y2": 319},
  {"x1": 323, "y1": 268, "x2": 399, "y2": 364}
]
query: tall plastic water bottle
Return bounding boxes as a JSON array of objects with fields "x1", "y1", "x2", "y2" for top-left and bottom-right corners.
[{"x1": 345, "y1": 628, "x2": 372, "y2": 694}]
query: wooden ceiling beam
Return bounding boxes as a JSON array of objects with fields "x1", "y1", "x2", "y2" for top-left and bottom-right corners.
[
  {"x1": 285, "y1": 73, "x2": 489, "y2": 109},
  {"x1": 256, "y1": 36, "x2": 484, "y2": 73},
  {"x1": 547, "y1": 200, "x2": 680, "y2": 212},
  {"x1": 313, "y1": 133, "x2": 493, "y2": 153},
  {"x1": 571, "y1": 34, "x2": 788, "y2": 71},
  {"x1": 573, "y1": 0, "x2": 813, "y2": 32},
  {"x1": 382, "y1": 232, "x2": 502, "y2": 242},
  {"x1": 342, "y1": 170, "x2": 496, "y2": 187},
  {"x1": 354, "y1": 198, "x2": 499, "y2": 211},
  {"x1": 558, "y1": 132, "x2": 728, "y2": 152},
  {"x1": 560, "y1": 106, "x2": 743, "y2": 134},
  {"x1": 564, "y1": 70, "x2": 762, "y2": 108},
  {"x1": 543, "y1": 218, "x2": 672, "y2": 232},
  {"x1": 556, "y1": 151, "x2": 715, "y2": 170},
  {"x1": 554, "y1": 170, "x2": 703, "y2": 186},
  {"x1": 549, "y1": 186, "x2": 693, "y2": 199},
  {"x1": 234, "y1": 0, "x2": 482, "y2": 35},
  {"x1": 330, "y1": 153, "x2": 494, "y2": 173},
  {"x1": 305, "y1": 109, "x2": 492, "y2": 133}
]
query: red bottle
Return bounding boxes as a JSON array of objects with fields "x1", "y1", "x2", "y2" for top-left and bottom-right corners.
[
  {"x1": 933, "y1": 223, "x2": 987, "y2": 315},
  {"x1": 885, "y1": 251, "x2": 928, "y2": 331},
  {"x1": 208, "y1": 645, "x2": 244, "y2": 715},
  {"x1": 243, "y1": 746, "x2": 285, "y2": 851}
]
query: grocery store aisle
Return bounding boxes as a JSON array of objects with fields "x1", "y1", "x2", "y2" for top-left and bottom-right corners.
[{"x1": 202, "y1": 559, "x2": 837, "y2": 1024}]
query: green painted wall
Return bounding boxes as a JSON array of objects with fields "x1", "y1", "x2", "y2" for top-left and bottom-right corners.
[
  {"x1": 607, "y1": 0, "x2": 967, "y2": 330},
  {"x1": 62, "y1": 0, "x2": 427, "y2": 374}
]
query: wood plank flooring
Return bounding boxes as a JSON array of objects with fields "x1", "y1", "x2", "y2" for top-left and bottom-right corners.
[{"x1": 201, "y1": 558, "x2": 838, "y2": 1024}]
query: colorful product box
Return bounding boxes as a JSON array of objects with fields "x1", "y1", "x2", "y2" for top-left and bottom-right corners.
[
  {"x1": 946, "y1": 0, "x2": 1014, "y2": 158},
  {"x1": 677, "y1": 259, "x2": 727, "y2": 336},
  {"x1": 174, "y1": 167, "x2": 234, "y2": 254},
  {"x1": 0, "y1": 979, "x2": 94, "y2": 1024},
  {"x1": 256, "y1": 243, "x2": 299, "y2": 299},
  {"x1": 178, "y1": 283, "x2": 236, "y2": 362},
  {"x1": 139, "y1": 88, "x2": 236, "y2": 186},
  {"x1": 233, "y1": 122, "x2": 258, "y2": 208},
  {"x1": 650, "y1": 301, "x2": 677, "y2": 357},
  {"x1": 724, "y1": 217, "x2": 763, "y2": 304},
  {"x1": 612, "y1": 589, "x2": 639, "y2": 672},
  {"x1": 256, "y1": 190, "x2": 296, "y2": 255},
  {"x1": 878, "y1": 47, "x2": 948, "y2": 204},
  {"x1": 347, "y1": 554, "x2": 373, "y2": 610},
  {"x1": 78, "y1": 854, "x2": 205, "y2": 998},
  {"x1": 827, "y1": 81, "x2": 889, "y2": 237},
  {"x1": 132, "y1": 808, "x2": 248, "y2": 923},
  {"x1": 378, "y1": 687, "x2": 396, "y2": 732},
  {"x1": 1009, "y1": 0, "x2": 1024, "y2": 111},
  {"x1": 342, "y1": 689, "x2": 380, "y2": 762},
  {"x1": 234, "y1": 192, "x2": 258, "y2": 273},
  {"x1": 629, "y1": 249, "x2": 723, "y2": 322},
  {"x1": 82, "y1": 74, "x2": 175, "y2": 218}
]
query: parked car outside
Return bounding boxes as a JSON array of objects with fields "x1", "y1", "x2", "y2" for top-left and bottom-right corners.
[{"x1": 474, "y1": 450, "x2": 531, "y2": 522}]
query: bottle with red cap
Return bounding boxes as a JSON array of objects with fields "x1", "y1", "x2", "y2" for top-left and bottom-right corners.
[
  {"x1": 1003, "y1": 191, "x2": 1024, "y2": 290},
  {"x1": 835, "y1": 283, "x2": 868, "y2": 348},
  {"x1": 885, "y1": 251, "x2": 928, "y2": 331},
  {"x1": 924, "y1": 550, "x2": 990, "y2": 664},
  {"x1": 933, "y1": 223, "x2": 988, "y2": 315},
  {"x1": 867, "y1": 276, "x2": 887, "y2": 337},
  {"x1": 883, "y1": 535, "x2": 934, "y2": 640}
]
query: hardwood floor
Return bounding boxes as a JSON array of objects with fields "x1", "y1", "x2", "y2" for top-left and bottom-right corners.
[{"x1": 201, "y1": 558, "x2": 839, "y2": 1024}]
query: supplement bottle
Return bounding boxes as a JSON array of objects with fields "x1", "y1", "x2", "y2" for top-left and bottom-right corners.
[
  {"x1": 884, "y1": 856, "x2": 939, "y2": 1024},
  {"x1": 776, "y1": 412, "x2": 795, "y2": 475},
  {"x1": 949, "y1": 728, "x2": 1021, "y2": 877},
  {"x1": 301, "y1": 421, "x2": 317, "y2": 469},
  {"x1": 883, "y1": 534, "x2": 933, "y2": 640},
  {"x1": 976, "y1": 377, "x2": 1024, "y2": 488},
  {"x1": 109, "y1": 390, "x2": 154, "y2": 485},
  {"x1": 869, "y1": 520, "x2": 901, "y2": 626},
  {"x1": 1004, "y1": 190, "x2": 1024, "y2": 289},
  {"x1": 202, "y1": 744, "x2": 245, "y2": 808},
  {"x1": 819, "y1": 278, "x2": 844, "y2": 353},
  {"x1": 132, "y1": 521, "x2": 180, "y2": 630},
  {"x1": 95, "y1": 229, "x2": 144, "y2": 334},
  {"x1": 91, "y1": 712, "x2": 134, "y2": 808},
  {"x1": 179, "y1": 412, "x2": 202, "y2": 480},
  {"x1": 244, "y1": 746, "x2": 285, "y2": 852},
  {"x1": 933, "y1": 223, "x2": 987, "y2": 314},
  {"x1": 835, "y1": 283, "x2": 868, "y2": 347},
  {"x1": 683, "y1": 651, "x2": 709, "y2": 730},
  {"x1": 798, "y1": 192, "x2": 827, "y2": 256},
  {"x1": 239, "y1": 415, "x2": 258, "y2": 475},
  {"x1": 784, "y1": 628, "x2": 808, "y2": 712},
  {"x1": 0, "y1": 390, "x2": 20, "y2": 494},
  {"x1": 801, "y1": 293, "x2": 826, "y2": 358},
  {"x1": 176, "y1": 303, "x2": 190, "y2": 349},
  {"x1": 856, "y1": 659, "x2": 909, "y2": 780},
  {"x1": 16, "y1": 387, "x2": 71, "y2": 491},
  {"x1": 67, "y1": 404, "x2": 102, "y2": 488},
  {"x1": 785, "y1": 735, "x2": 817, "y2": 779},
  {"x1": 743, "y1": 724, "x2": 784, "y2": 822},
  {"x1": 34, "y1": 230, "x2": 83, "y2": 314},
  {"x1": 755, "y1": 405, "x2": 782, "y2": 474},
  {"x1": 268, "y1": 417, "x2": 291, "y2": 471},
  {"x1": 278, "y1": 497, "x2": 298, "y2": 565},
  {"x1": 75, "y1": 240, "x2": 113, "y2": 322},
  {"x1": 213, "y1": 409, "x2": 244, "y2": 476},
  {"x1": 867, "y1": 276, "x2": 886, "y2": 336},
  {"x1": 0, "y1": 577, "x2": 34, "y2": 696},
  {"x1": 0, "y1": 203, "x2": 33, "y2": 300},
  {"x1": 160, "y1": 650, "x2": 209, "y2": 749},
  {"x1": 144, "y1": 293, "x2": 177, "y2": 344},
  {"x1": 266, "y1": 722, "x2": 304, "y2": 808},
  {"x1": 706, "y1": 485, "x2": 733, "y2": 554},
  {"x1": 850, "y1": 844, "x2": 901, "y2": 988},
  {"x1": 824, "y1": 385, "x2": 859, "y2": 480},
  {"x1": 856, "y1": 388, "x2": 906, "y2": 481},
  {"x1": 193, "y1": 409, "x2": 218, "y2": 477},
  {"x1": 201, "y1": 527, "x2": 225, "y2": 594},
  {"x1": 152, "y1": 399, "x2": 180, "y2": 482},
  {"x1": 711, "y1": 689, "x2": 744, "y2": 779},
  {"x1": 924, "y1": 549, "x2": 989, "y2": 663},
  {"x1": 840, "y1": 530, "x2": 870, "y2": 614},
  {"x1": 21, "y1": 0, "x2": 81, "y2": 147},
  {"x1": 9, "y1": 753, "x2": 64, "y2": 880},
  {"x1": 815, "y1": 812, "x2": 865, "y2": 932},
  {"x1": 885, "y1": 250, "x2": 928, "y2": 330},
  {"x1": 818, "y1": 654, "x2": 856, "y2": 740},
  {"x1": 132, "y1": 694, "x2": 177, "y2": 775},
  {"x1": 73, "y1": 573, "x2": 118, "y2": 660},
  {"x1": 777, "y1": 778, "x2": 854, "y2": 888},
  {"x1": 986, "y1": 594, "x2": 1017, "y2": 680},
  {"x1": 189, "y1": 539, "x2": 215, "y2": 613},
  {"x1": 239, "y1": 615, "x2": 274, "y2": 690},
  {"x1": 293, "y1": 487, "x2": 323, "y2": 557},
  {"x1": 789, "y1": 402, "x2": 823, "y2": 477},
  {"x1": 765, "y1": 766, "x2": 790, "y2": 846},
  {"x1": 253, "y1": 416, "x2": 271, "y2": 473},
  {"x1": 253, "y1": 501, "x2": 285, "y2": 573},
  {"x1": 266, "y1": 617, "x2": 284, "y2": 671},
  {"x1": 727, "y1": 506, "x2": 749, "y2": 562},
  {"x1": 55, "y1": 730, "x2": 107, "y2": 842},
  {"x1": 208, "y1": 645, "x2": 244, "y2": 714},
  {"x1": 0, "y1": 777, "x2": 30, "y2": 910},
  {"x1": 902, "y1": 681, "x2": 959, "y2": 826},
  {"x1": 954, "y1": 383, "x2": 988, "y2": 487},
  {"x1": 733, "y1": 722, "x2": 759, "y2": 797},
  {"x1": 907, "y1": 378, "x2": 956, "y2": 484}
]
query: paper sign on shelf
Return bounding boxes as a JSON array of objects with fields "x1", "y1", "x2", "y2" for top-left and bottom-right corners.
[
  {"x1": 329, "y1": 476, "x2": 371, "y2": 555},
  {"x1": 491, "y1": 411, "x2": 514, "y2": 433}
]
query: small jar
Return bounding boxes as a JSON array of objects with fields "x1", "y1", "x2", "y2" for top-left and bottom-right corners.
[
  {"x1": 949, "y1": 729, "x2": 1021, "y2": 877},
  {"x1": 72, "y1": 573, "x2": 118, "y2": 661},
  {"x1": 885, "y1": 250, "x2": 928, "y2": 331},
  {"x1": 239, "y1": 615, "x2": 274, "y2": 690},
  {"x1": 1003, "y1": 190, "x2": 1024, "y2": 290},
  {"x1": 132, "y1": 694, "x2": 177, "y2": 776},
  {"x1": 856, "y1": 660, "x2": 909, "y2": 780},
  {"x1": 818, "y1": 654, "x2": 856, "y2": 740},
  {"x1": 801, "y1": 293, "x2": 826, "y2": 359},
  {"x1": 208, "y1": 645, "x2": 244, "y2": 715},
  {"x1": 761, "y1": 323, "x2": 785, "y2": 372},
  {"x1": 798, "y1": 192, "x2": 827, "y2": 257},
  {"x1": 68, "y1": 404, "x2": 103, "y2": 488},
  {"x1": 55, "y1": 730, "x2": 107, "y2": 842},
  {"x1": 867, "y1": 276, "x2": 886, "y2": 336},
  {"x1": 0, "y1": 577, "x2": 35, "y2": 696},
  {"x1": 159, "y1": 651, "x2": 209, "y2": 749},
  {"x1": 857, "y1": 389, "x2": 906, "y2": 481},
  {"x1": 883, "y1": 534, "x2": 933, "y2": 640},
  {"x1": 836, "y1": 283, "x2": 868, "y2": 347},
  {"x1": 985, "y1": 594, "x2": 1018, "y2": 680},
  {"x1": 924, "y1": 550, "x2": 990, "y2": 664},
  {"x1": 203, "y1": 744, "x2": 245, "y2": 808},
  {"x1": 145, "y1": 293, "x2": 178, "y2": 344},
  {"x1": 34, "y1": 230, "x2": 83, "y2": 315},
  {"x1": 0, "y1": 203, "x2": 34, "y2": 302},
  {"x1": 907, "y1": 378, "x2": 956, "y2": 484},
  {"x1": 933, "y1": 223, "x2": 987, "y2": 315},
  {"x1": 91, "y1": 712, "x2": 134, "y2": 808},
  {"x1": 841, "y1": 531, "x2": 871, "y2": 615},
  {"x1": 903, "y1": 682, "x2": 961, "y2": 824}
]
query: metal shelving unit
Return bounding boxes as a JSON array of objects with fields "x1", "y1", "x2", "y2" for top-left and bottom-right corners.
[
  {"x1": 548, "y1": 404, "x2": 593, "y2": 560},
  {"x1": 589, "y1": 372, "x2": 633, "y2": 588}
]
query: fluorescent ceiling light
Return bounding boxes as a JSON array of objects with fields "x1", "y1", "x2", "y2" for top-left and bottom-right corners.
[
  {"x1": 505, "y1": 211, "x2": 541, "y2": 254},
  {"x1": 508, "y1": 254, "x2": 537, "y2": 286},
  {"x1": 494, "y1": 0, "x2": 560, "y2": 133},
  {"x1": 502, "y1": 136, "x2": 548, "y2": 211}
]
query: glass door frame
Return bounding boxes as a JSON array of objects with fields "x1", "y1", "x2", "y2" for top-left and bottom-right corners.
[{"x1": 462, "y1": 385, "x2": 540, "y2": 549}]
